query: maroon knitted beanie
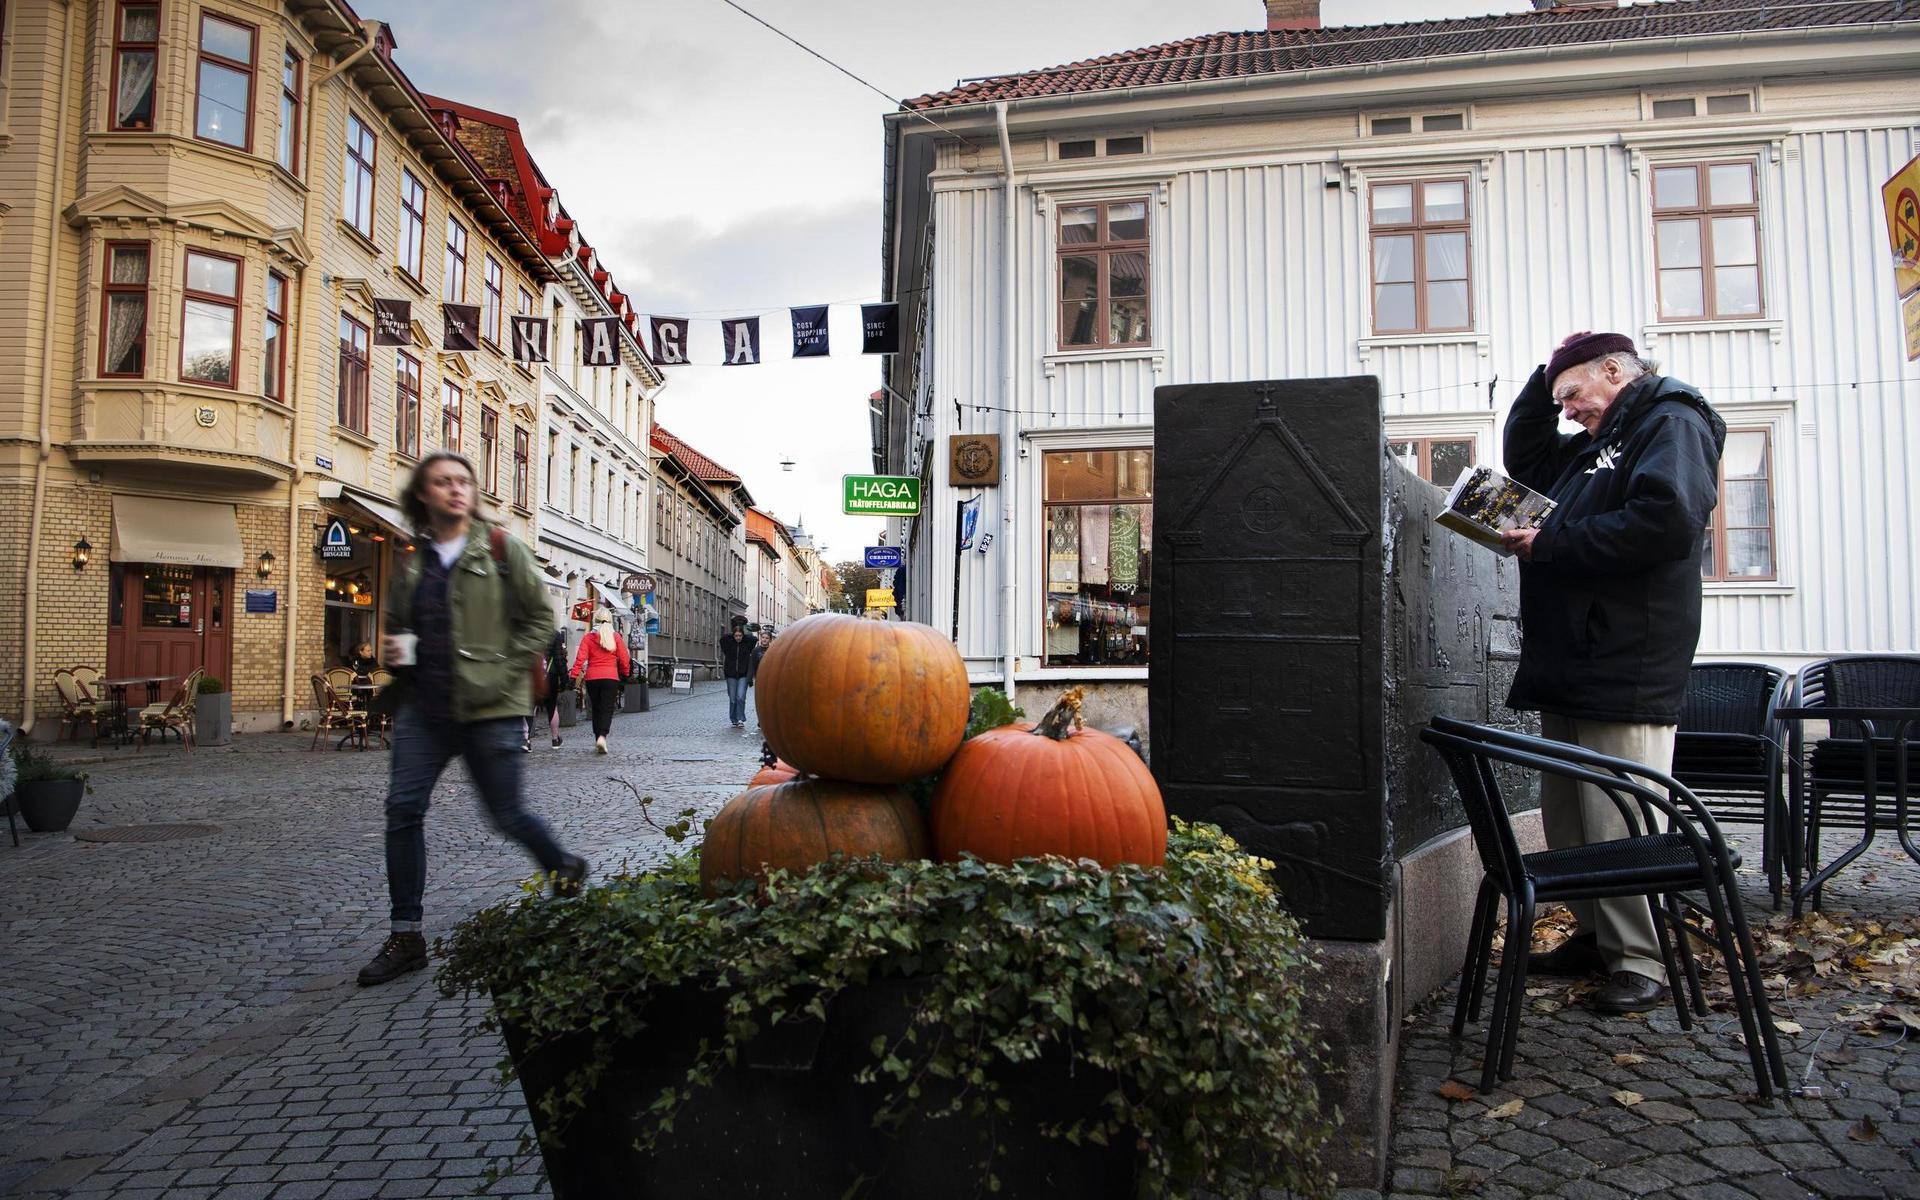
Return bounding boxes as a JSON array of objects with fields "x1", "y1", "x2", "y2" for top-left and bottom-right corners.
[{"x1": 1547, "y1": 330, "x2": 1637, "y2": 385}]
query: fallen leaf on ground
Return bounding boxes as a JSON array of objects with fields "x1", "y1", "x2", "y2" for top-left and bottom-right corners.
[
  {"x1": 1438, "y1": 1080, "x2": 1476, "y2": 1102},
  {"x1": 1824, "y1": 1047, "x2": 1859, "y2": 1065},
  {"x1": 1879, "y1": 1005, "x2": 1920, "y2": 1031},
  {"x1": 1613, "y1": 1052, "x2": 1646, "y2": 1066},
  {"x1": 1848, "y1": 1116, "x2": 1881, "y2": 1142},
  {"x1": 1487, "y1": 1098, "x2": 1525, "y2": 1119},
  {"x1": 1774, "y1": 1019, "x2": 1805, "y2": 1034},
  {"x1": 1611, "y1": 1090, "x2": 1644, "y2": 1107}
]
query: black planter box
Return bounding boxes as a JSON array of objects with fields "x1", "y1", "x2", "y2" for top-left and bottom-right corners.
[
  {"x1": 504, "y1": 977, "x2": 1136, "y2": 1199},
  {"x1": 17, "y1": 779, "x2": 83, "y2": 832}
]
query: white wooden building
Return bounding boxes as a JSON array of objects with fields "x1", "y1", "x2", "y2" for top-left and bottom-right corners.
[{"x1": 877, "y1": 0, "x2": 1920, "y2": 721}]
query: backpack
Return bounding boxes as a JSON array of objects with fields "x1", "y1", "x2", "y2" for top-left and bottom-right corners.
[{"x1": 488, "y1": 526, "x2": 552, "y2": 705}]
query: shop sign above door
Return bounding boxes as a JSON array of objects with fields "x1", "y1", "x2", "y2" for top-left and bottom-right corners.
[
  {"x1": 319, "y1": 517, "x2": 354, "y2": 559},
  {"x1": 843, "y1": 474, "x2": 921, "y2": 516},
  {"x1": 622, "y1": 572, "x2": 655, "y2": 595}
]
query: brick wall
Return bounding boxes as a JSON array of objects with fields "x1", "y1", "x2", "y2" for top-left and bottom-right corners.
[
  {"x1": 31, "y1": 484, "x2": 113, "y2": 722},
  {"x1": 0, "y1": 483, "x2": 33, "y2": 726}
]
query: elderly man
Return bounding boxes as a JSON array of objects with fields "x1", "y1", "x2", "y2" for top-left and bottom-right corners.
[{"x1": 1500, "y1": 331, "x2": 1726, "y2": 1014}]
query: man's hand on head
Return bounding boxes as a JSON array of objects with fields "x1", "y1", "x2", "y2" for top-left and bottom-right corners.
[{"x1": 1501, "y1": 528, "x2": 1539, "y2": 561}]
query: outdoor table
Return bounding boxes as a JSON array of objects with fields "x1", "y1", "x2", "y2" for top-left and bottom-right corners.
[
  {"x1": 340, "y1": 683, "x2": 384, "y2": 751},
  {"x1": 96, "y1": 674, "x2": 176, "y2": 748},
  {"x1": 1776, "y1": 704, "x2": 1920, "y2": 914}
]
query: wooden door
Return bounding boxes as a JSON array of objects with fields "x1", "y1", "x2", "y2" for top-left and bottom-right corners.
[{"x1": 108, "y1": 565, "x2": 233, "y2": 690}]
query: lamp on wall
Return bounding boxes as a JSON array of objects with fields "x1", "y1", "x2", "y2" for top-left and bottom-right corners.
[
  {"x1": 257, "y1": 549, "x2": 276, "y2": 580},
  {"x1": 72, "y1": 537, "x2": 92, "y2": 571}
]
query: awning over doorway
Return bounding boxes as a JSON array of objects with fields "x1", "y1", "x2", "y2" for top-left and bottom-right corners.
[
  {"x1": 110, "y1": 497, "x2": 243, "y2": 568},
  {"x1": 317, "y1": 482, "x2": 414, "y2": 543},
  {"x1": 590, "y1": 580, "x2": 632, "y2": 619}
]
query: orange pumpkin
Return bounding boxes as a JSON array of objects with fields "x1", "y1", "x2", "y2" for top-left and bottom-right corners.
[
  {"x1": 754, "y1": 613, "x2": 969, "y2": 785},
  {"x1": 700, "y1": 777, "x2": 929, "y2": 894},
  {"x1": 750, "y1": 759, "x2": 799, "y2": 786},
  {"x1": 930, "y1": 689, "x2": 1167, "y2": 869}
]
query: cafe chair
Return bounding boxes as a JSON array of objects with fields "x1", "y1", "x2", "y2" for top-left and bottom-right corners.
[
  {"x1": 1422, "y1": 715, "x2": 1785, "y2": 1100},
  {"x1": 51, "y1": 668, "x2": 103, "y2": 747},
  {"x1": 137, "y1": 667, "x2": 202, "y2": 752},
  {"x1": 1673, "y1": 662, "x2": 1791, "y2": 908},
  {"x1": 310, "y1": 675, "x2": 367, "y2": 751}
]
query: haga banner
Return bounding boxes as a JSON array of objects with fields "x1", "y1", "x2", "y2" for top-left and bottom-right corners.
[
  {"x1": 650, "y1": 316, "x2": 689, "y2": 365},
  {"x1": 790, "y1": 305, "x2": 829, "y2": 358},
  {"x1": 861, "y1": 303, "x2": 900, "y2": 354},
  {"x1": 582, "y1": 316, "x2": 622, "y2": 367},
  {"x1": 372, "y1": 298, "x2": 413, "y2": 347},
  {"x1": 723, "y1": 316, "x2": 760, "y2": 366},
  {"x1": 442, "y1": 303, "x2": 481, "y2": 352},
  {"x1": 509, "y1": 315, "x2": 550, "y2": 364}
]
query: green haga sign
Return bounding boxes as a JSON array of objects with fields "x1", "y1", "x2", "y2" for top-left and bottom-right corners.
[{"x1": 842, "y1": 474, "x2": 922, "y2": 516}]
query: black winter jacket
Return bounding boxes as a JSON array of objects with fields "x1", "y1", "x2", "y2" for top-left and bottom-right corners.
[
  {"x1": 718, "y1": 631, "x2": 756, "y2": 679},
  {"x1": 1503, "y1": 368, "x2": 1727, "y2": 724}
]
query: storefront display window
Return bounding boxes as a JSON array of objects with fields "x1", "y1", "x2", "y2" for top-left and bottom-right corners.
[
  {"x1": 1042, "y1": 449, "x2": 1151, "y2": 668},
  {"x1": 142, "y1": 564, "x2": 196, "y2": 627},
  {"x1": 323, "y1": 524, "x2": 383, "y2": 668}
]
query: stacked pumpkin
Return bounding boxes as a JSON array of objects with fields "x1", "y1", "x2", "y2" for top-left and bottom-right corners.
[{"x1": 700, "y1": 613, "x2": 1167, "y2": 895}]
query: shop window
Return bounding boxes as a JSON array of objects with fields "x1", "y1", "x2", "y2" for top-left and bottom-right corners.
[
  {"x1": 443, "y1": 217, "x2": 467, "y2": 302},
  {"x1": 1653, "y1": 160, "x2": 1763, "y2": 320},
  {"x1": 323, "y1": 528, "x2": 380, "y2": 669},
  {"x1": 441, "y1": 379, "x2": 463, "y2": 449},
  {"x1": 1043, "y1": 448, "x2": 1152, "y2": 668},
  {"x1": 1057, "y1": 199, "x2": 1150, "y2": 350},
  {"x1": 277, "y1": 47, "x2": 301, "y2": 175},
  {"x1": 399, "y1": 169, "x2": 426, "y2": 280},
  {"x1": 513, "y1": 427, "x2": 530, "y2": 508},
  {"x1": 99, "y1": 241, "x2": 150, "y2": 378},
  {"x1": 112, "y1": 3, "x2": 159, "y2": 131},
  {"x1": 263, "y1": 271, "x2": 287, "y2": 400},
  {"x1": 480, "y1": 407, "x2": 499, "y2": 494},
  {"x1": 194, "y1": 12, "x2": 253, "y2": 150},
  {"x1": 1704, "y1": 427, "x2": 1775, "y2": 581},
  {"x1": 394, "y1": 351, "x2": 421, "y2": 457},
  {"x1": 1370, "y1": 178, "x2": 1472, "y2": 334},
  {"x1": 141, "y1": 564, "x2": 195, "y2": 627},
  {"x1": 1388, "y1": 435, "x2": 1475, "y2": 487},
  {"x1": 181, "y1": 249, "x2": 241, "y2": 387},
  {"x1": 337, "y1": 311, "x2": 369, "y2": 433},
  {"x1": 483, "y1": 256, "x2": 503, "y2": 343}
]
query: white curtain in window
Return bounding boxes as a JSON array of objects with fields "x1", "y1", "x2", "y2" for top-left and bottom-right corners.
[
  {"x1": 1426, "y1": 232, "x2": 1468, "y2": 280},
  {"x1": 105, "y1": 297, "x2": 146, "y2": 372},
  {"x1": 117, "y1": 54, "x2": 157, "y2": 126}
]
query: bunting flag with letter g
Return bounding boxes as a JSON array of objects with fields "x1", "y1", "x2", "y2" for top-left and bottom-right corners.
[
  {"x1": 372, "y1": 299, "x2": 413, "y2": 347},
  {"x1": 442, "y1": 303, "x2": 481, "y2": 352},
  {"x1": 650, "y1": 317, "x2": 689, "y2": 365},
  {"x1": 861, "y1": 303, "x2": 901, "y2": 354},
  {"x1": 509, "y1": 315, "x2": 550, "y2": 364},
  {"x1": 790, "y1": 305, "x2": 829, "y2": 358},
  {"x1": 723, "y1": 316, "x2": 761, "y2": 365},
  {"x1": 582, "y1": 316, "x2": 621, "y2": 367}
]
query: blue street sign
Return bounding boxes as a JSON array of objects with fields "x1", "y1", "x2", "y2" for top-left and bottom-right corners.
[{"x1": 864, "y1": 545, "x2": 904, "y2": 569}]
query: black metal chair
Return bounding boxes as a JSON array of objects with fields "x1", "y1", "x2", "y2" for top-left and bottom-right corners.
[
  {"x1": 1783, "y1": 655, "x2": 1920, "y2": 914},
  {"x1": 1422, "y1": 716, "x2": 1786, "y2": 1099},
  {"x1": 1673, "y1": 662, "x2": 1790, "y2": 907}
]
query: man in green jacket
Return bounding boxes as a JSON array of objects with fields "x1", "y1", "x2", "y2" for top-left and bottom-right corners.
[{"x1": 358, "y1": 450, "x2": 587, "y2": 987}]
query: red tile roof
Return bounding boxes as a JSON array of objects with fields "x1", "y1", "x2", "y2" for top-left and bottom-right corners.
[
  {"x1": 651, "y1": 426, "x2": 741, "y2": 484},
  {"x1": 904, "y1": 1, "x2": 1915, "y2": 110}
]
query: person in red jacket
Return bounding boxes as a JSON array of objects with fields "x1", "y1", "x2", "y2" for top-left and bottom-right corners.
[{"x1": 571, "y1": 612, "x2": 631, "y2": 755}]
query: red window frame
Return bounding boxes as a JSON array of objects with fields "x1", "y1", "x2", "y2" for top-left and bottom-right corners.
[
  {"x1": 110, "y1": 3, "x2": 160, "y2": 132},
  {"x1": 399, "y1": 169, "x2": 426, "y2": 280},
  {"x1": 1368, "y1": 178, "x2": 1474, "y2": 335},
  {"x1": 98, "y1": 240, "x2": 151, "y2": 379},
  {"x1": 179, "y1": 248, "x2": 243, "y2": 389},
  {"x1": 343, "y1": 113, "x2": 376, "y2": 239},
  {"x1": 443, "y1": 217, "x2": 467, "y2": 302},
  {"x1": 1055, "y1": 199, "x2": 1151, "y2": 350},
  {"x1": 483, "y1": 256, "x2": 503, "y2": 344},
  {"x1": 337, "y1": 312, "x2": 370, "y2": 433},
  {"x1": 263, "y1": 270, "x2": 288, "y2": 400},
  {"x1": 193, "y1": 11, "x2": 256, "y2": 152},
  {"x1": 480, "y1": 407, "x2": 500, "y2": 494},
  {"x1": 441, "y1": 378, "x2": 463, "y2": 449},
  {"x1": 394, "y1": 351, "x2": 422, "y2": 458},
  {"x1": 1652, "y1": 160, "x2": 1765, "y2": 321},
  {"x1": 277, "y1": 47, "x2": 302, "y2": 175},
  {"x1": 513, "y1": 427, "x2": 530, "y2": 508}
]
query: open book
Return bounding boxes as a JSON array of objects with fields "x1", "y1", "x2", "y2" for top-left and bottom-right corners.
[{"x1": 1435, "y1": 466, "x2": 1556, "y2": 556}]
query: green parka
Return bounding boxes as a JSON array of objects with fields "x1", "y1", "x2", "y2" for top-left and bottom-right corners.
[{"x1": 382, "y1": 521, "x2": 550, "y2": 722}]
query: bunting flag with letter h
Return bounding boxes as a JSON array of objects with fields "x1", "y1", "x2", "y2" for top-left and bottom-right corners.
[{"x1": 510, "y1": 315, "x2": 549, "y2": 364}]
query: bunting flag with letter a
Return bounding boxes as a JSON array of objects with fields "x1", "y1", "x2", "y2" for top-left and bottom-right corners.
[
  {"x1": 582, "y1": 316, "x2": 621, "y2": 367},
  {"x1": 372, "y1": 299, "x2": 413, "y2": 347},
  {"x1": 650, "y1": 317, "x2": 689, "y2": 365},
  {"x1": 442, "y1": 303, "x2": 481, "y2": 352},
  {"x1": 723, "y1": 316, "x2": 761, "y2": 365},
  {"x1": 861, "y1": 303, "x2": 900, "y2": 354},
  {"x1": 790, "y1": 305, "x2": 829, "y2": 358},
  {"x1": 509, "y1": 315, "x2": 549, "y2": 364}
]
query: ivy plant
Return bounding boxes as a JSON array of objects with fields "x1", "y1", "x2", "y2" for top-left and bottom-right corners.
[{"x1": 439, "y1": 820, "x2": 1331, "y2": 1198}]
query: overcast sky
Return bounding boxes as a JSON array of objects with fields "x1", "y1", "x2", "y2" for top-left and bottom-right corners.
[{"x1": 384, "y1": 0, "x2": 1536, "y2": 560}]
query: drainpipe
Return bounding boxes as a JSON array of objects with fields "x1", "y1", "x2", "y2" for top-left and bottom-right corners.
[
  {"x1": 995, "y1": 102, "x2": 1018, "y2": 703},
  {"x1": 20, "y1": 1, "x2": 76, "y2": 737}
]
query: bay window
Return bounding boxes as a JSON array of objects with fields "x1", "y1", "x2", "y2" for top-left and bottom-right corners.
[
  {"x1": 99, "y1": 242, "x2": 150, "y2": 378},
  {"x1": 111, "y1": 4, "x2": 159, "y2": 131},
  {"x1": 194, "y1": 13, "x2": 255, "y2": 150},
  {"x1": 276, "y1": 48, "x2": 302, "y2": 174},
  {"x1": 180, "y1": 249, "x2": 241, "y2": 387},
  {"x1": 263, "y1": 271, "x2": 287, "y2": 400}
]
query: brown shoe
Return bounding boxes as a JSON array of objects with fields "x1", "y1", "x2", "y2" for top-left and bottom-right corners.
[
  {"x1": 357, "y1": 932, "x2": 428, "y2": 987},
  {"x1": 1591, "y1": 971, "x2": 1667, "y2": 1015}
]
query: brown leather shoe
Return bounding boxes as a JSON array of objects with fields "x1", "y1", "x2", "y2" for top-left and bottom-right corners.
[
  {"x1": 356, "y1": 932, "x2": 428, "y2": 986},
  {"x1": 1527, "y1": 932, "x2": 1605, "y2": 977},
  {"x1": 1591, "y1": 971, "x2": 1667, "y2": 1015}
]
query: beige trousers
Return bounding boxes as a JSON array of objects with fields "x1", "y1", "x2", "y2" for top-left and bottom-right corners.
[{"x1": 1538, "y1": 713, "x2": 1678, "y2": 983}]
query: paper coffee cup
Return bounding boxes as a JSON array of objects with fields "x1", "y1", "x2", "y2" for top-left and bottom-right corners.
[{"x1": 389, "y1": 632, "x2": 417, "y2": 667}]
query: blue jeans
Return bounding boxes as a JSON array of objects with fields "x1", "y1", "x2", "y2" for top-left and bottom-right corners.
[
  {"x1": 725, "y1": 675, "x2": 750, "y2": 724},
  {"x1": 384, "y1": 704, "x2": 569, "y2": 928}
]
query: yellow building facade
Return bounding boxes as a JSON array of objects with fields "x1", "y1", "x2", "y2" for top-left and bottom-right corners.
[{"x1": 0, "y1": 0, "x2": 553, "y2": 733}]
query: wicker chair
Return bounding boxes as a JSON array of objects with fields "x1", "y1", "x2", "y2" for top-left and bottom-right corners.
[
  {"x1": 137, "y1": 668, "x2": 202, "y2": 751},
  {"x1": 51, "y1": 668, "x2": 103, "y2": 746},
  {"x1": 311, "y1": 674, "x2": 367, "y2": 750},
  {"x1": 1673, "y1": 662, "x2": 1790, "y2": 907}
]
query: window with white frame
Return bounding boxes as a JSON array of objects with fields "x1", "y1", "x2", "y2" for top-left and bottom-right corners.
[{"x1": 1043, "y1": 448, "x2": 1151, "y2": 668}]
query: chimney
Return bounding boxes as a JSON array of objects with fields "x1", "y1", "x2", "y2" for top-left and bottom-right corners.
[{"x1": 1264, "y1": 0, "x2": 1319, "y2": 31}]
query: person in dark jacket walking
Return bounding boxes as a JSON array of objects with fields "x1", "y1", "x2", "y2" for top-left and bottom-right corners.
[
  {"x1": 719, "y1": 619, "x2": 755, "y2": 728},
  {"x1": 1501, "y1": 331, "x2": 1725, "y2": 1015}
]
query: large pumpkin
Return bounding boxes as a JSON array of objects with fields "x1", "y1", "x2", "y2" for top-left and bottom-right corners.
[
  {"x1": 699, "y1": 777, "x2": 929, "y2": 894},
  {"x1": 754, "y1": 614, "x2": 969, "y2": 784},
  {"x1": 930, "y1": 689, "x2": 1167, "y2": 868}
]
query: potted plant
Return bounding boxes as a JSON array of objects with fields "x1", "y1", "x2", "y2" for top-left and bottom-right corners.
[
  {"x1": 195, "y1": 675, "x2": 232, "y2": 747},
  {"x1": 9, "y1": 742, "x2": 89, "y2": 833}
]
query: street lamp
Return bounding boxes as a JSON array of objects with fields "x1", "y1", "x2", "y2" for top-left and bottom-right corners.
[
  {"x1": 257, "y1": 549, "x2": 275, "y2": 580},
  {"x1": 780, "y1": 457, "x2": 795, "y2": 472}
]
